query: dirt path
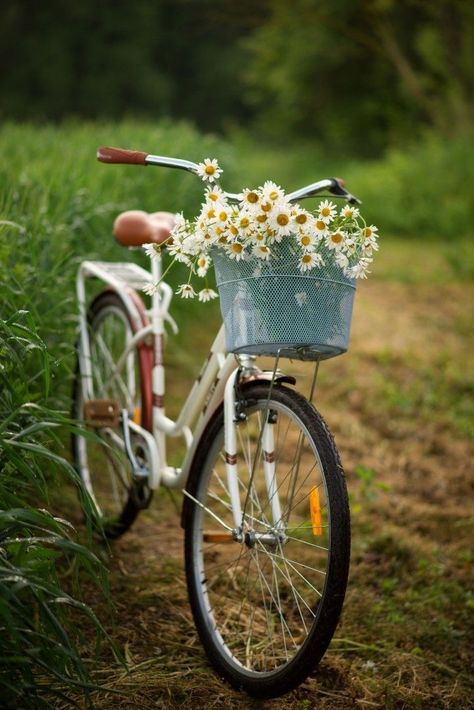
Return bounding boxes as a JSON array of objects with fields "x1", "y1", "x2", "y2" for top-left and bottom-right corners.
[{"x1": 68, "y1": 275, "x2": 474, "y2": 709}]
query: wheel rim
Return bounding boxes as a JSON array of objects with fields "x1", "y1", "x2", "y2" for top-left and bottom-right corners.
[
  {"x1": 192, "y1": 396, "x2": 332, "y2": 675},
  {"x1": 77, "y1": 304, "x2": 141, "y2": 520}
]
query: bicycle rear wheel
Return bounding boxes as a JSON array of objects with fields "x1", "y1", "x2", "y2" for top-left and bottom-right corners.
[
  {"x1": 72, "y1": 290, "x2": 153, "y2": 538},
  {"x1": 184, "y1": 382, "x2": 350, "y2": 698}
]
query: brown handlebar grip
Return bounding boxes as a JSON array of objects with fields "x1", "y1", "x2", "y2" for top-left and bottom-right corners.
[{"x1": 97, "y1": 146, "x2": 148, "y2": 165}]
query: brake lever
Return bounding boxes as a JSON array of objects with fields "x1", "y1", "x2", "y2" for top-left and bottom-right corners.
[{"x1": 329, "y1": 178, "x2": 362, "y2": 205}]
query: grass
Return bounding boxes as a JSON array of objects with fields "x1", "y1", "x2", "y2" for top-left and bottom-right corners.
[{"x1": 1, "y1": 120, "x2": 473, "y2": 707}]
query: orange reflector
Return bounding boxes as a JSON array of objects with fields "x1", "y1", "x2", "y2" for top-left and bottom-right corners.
[
  {"x1": 133, "y1": 406, "x2": 141, "y2": 424},
  {"x1": 309, "y1": 486, "x2": 322, "y2": 535},
  {"x1": 203, "y1": 531, "x2": 235, "y2": 544}
]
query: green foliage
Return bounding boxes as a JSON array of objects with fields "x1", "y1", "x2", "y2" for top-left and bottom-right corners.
[
  {"x1": 1, "y1": 1, "x2": 473, "y2": 152},
  {"x1": 0, "y1": 311, "x2": 110, "y2": 707}
]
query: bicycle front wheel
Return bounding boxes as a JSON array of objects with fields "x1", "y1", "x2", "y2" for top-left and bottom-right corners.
[
  {"x1": 184, "y1": 382, "x2": 350, "y2": 698},
  {"x1": 72, "y1": 290, "x2": 153, "y2": 538}
]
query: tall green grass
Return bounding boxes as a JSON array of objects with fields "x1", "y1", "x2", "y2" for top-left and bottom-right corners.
[{"x1": 0, "y1": 309, "x2": 110, "y2": 707}]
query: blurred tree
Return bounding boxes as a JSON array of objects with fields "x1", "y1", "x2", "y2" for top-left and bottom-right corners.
[
  {"x1": 0, "y1": 0, "x2": 472, "y2": 152},
  {"x1": 240, "y1": 0, "x2": 474, "y2": 149}
]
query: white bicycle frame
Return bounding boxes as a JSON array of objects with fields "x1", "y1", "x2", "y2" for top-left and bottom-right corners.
[{"x1": 76, "y1": 250, "x2": 283, "y2": 532}]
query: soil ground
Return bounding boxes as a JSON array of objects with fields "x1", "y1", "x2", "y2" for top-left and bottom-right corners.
[{"x1": 62, "y1": 243, "x2": 474, "y2": 709}]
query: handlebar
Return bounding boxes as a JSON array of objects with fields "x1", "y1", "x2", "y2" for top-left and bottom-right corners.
[{"x1": 97, "y1": 146, "x2": 361, "y2": 205}]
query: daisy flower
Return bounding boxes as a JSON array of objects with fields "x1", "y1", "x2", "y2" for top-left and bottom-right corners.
[
  {"x1": 227, "y1": 241, "x2": 245, "y2": 260},
  {"x1": 251, "y1": 230, "x2": 267, "y2": 243},
  {"x1": 255, "y1": 212, "x2": 268, "y2": 226},
  {"x1": 196, "y1": 228, "x2": 218, "y2": 247},
  {"x1": 235, "y1": 210, "x2": 254, "y2": 237},
  {"x1": 260, "y1": 200, "x2": 274, "y2": 214},
  {"x1": 143, "y1": 243, "x2": 161, "y2": 259},
  {"x1": 346, "y1": 257, "x2": 372, "y2": 279},
  {"x1": 205, "y1": 185, "x2": 225, "y2": 202},
  {"x1": 201, "y1": 204, "x2": 217, "y2": 222},
  {"x1": 314, "y1": 218, "x2": 328, "y2": 236},
  {"x1": 340, "y1": 204, "x2": 360, "y2": 220},
  {"x1": 293, "y1": 208, "x2": 312, "y2": 230},
  {"x1": 142, "y1": 282, "x2": 159, "y2": 296},
  {"x1": 168, "y1": 242, "x2": 191, "y2": 265},
  {"x1": 176, "y1": 284, "x2": 196, "y2": 298},
  {"x1": 318, "y1": 199, "x2": 337, "y2": 224},
  {"x1": 343, "y1": 237, "x2": 357, "y2": 255},
  {"x1": 270, "y1": 201, "x2": 293, "y2": 237},
  {"x1": 296, "y1": 232, "x2": 317, "y2": 250},
  {"x1": 227, "y1": 223, "x2": 240, "y2": 240},
  {"x1": 361, "y1": 236, "x2": 379, "y2": 255},
  {"x1": 239, "y1": 188, "x2": 261, "y2": 211},
  {"x1": 198, "y1": 288, "x2": 218, "y2": 302},
  {"x1": 216, "y1": 206, "x2": 231, "y2": 224},
  {"x1": 253, "y1": 244, "x2": 271, "y2": 260},
  {"x1": 335, "y1": 252, "x2": 349, "y2": 269},
  {"x1": 196, "y1": 254, "x2": 210, "y2": 277},
  {"x1": 261, "y1": 180, "x2": 284, "y2": 203},
  {"x1": 299, "y1": 252, "x2": 323, "y2": 272},
  {"x1": 361, "y1": 225, "x2": 379, "y2": 239},
  {"x1": 326, "y1": 230, "x2": 346, "y2": 251},
  {"x1": 196, "y1": 158, "x2": 223, "y2": 183}
]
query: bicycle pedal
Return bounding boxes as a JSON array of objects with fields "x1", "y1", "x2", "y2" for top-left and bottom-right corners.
[{"x1": 84, "y1": 399, "x2": 120, "y2": 428}]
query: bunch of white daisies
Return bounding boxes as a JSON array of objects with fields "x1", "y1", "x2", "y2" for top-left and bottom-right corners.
[{"x1": 143, "y1": 158, "x2": 379, "y2": 301}]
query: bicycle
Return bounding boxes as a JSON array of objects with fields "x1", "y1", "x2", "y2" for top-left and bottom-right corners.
[{"x1": 72, "y1": 146, "x2": 361, "y2": 699}]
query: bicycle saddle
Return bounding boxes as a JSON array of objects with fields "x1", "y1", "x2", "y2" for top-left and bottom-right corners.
[{"x1": 113, "y1": 210, "x2": 176, "y2": 247}]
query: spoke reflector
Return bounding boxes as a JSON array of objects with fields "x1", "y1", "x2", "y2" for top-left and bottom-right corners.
[{"x1": 310, "y1": 486, "x2": 322, "y2": 535}]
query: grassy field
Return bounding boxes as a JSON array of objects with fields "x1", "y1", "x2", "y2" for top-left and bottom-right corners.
[
  {"x1": 53, "y1": 241, "x2": 474, "y2": 709},
  {"x1": 1, "y1": 122, "x2": 473, "y2": 707}
]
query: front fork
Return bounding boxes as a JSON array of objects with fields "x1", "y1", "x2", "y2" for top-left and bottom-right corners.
[{"x1": 224, "y1": 363, "x2": 289, "y2": 537}]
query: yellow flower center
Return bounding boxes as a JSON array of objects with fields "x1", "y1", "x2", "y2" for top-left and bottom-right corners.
[
  {"x1": 301, "y1": 235, "x2": 311, "y2": 246},
  {"x1": 207, "y1": 208, "x2": 215, "y2": 219},
  {"x1": 331, "y1": 233, "x2": 343, "y2": 243},
  {"x1": 218, "y1": 235, "x2": 227, "y2": 244},
  {"x1": 255, "y1": 232, "x2": 265, "y2": 241},
  {"x1": 277, "y1": 214, "x2": 289, "y2": 226},
  {"x1": 247, "y1": 192, "x2": 259, "y2": 204},
  {"x1": 256, "y1": 213, "x2": 267, "y2": 223},
  {"x1": 321, "y1": 207, "x2": 331, "y2": 217},
  {"x1": 229, "y1": 225, "x2": 238, "y2": 236},
  {"x1": 240, "y1": 217, "x2": 250, "y2": 228},
  {"x1": 302, "y1": 254, "x2": 312, "y2": 263},
  {"x1": 209, "y1": 193, "x2": 219, "y2": 202},
  {"x1": 296, "y1": 214, "x2": 307, "y2": 224},
  {"x1": 269, "y1": 191, "x2": 279, "y2": 200},
  {"x1": 215, "y1": 227, "x2": 224, "y2": 236},
  {"x1": 205, "y1": 165, "x2": 216, "y2": 175},
  {"x1": 362, "y1": 227, "x2": 372, "y2": 238},
  {"x1": 232, "y1": 243, "x2": 243, "y2": 253},
  {"x1": 198, "y1": 257, "x2": 207, "y2": 268},
  {"x1": 219, "y1": 211, "x2": 228, "y2": 221},
  {"x1": 316, "y1": 220, "x2": 326, "y2": 230},
  {"x1": 261, "y1": 202, "x2": 272, "y2": 212}
]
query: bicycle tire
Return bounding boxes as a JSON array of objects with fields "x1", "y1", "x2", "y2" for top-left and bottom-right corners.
[
  {"x1": 184, "y1": 381, "x2": 350, "y2": 698},
  {"x1": 71, "y1": 290, "x2": 153, "y2": 539}
]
